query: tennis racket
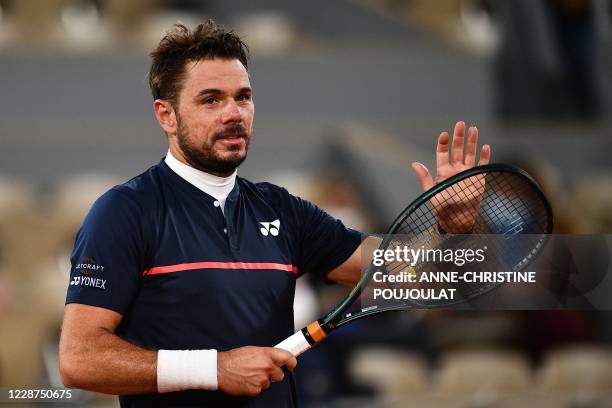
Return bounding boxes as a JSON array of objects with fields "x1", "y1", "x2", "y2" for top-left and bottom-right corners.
[{"x1": 275, "y1": 163, "x2": 553, "y2": 356}]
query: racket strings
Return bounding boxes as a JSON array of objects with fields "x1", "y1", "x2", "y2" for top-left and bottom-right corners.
[{"x1": 373, "y1": 170, "x2": 551, "y2": 307}]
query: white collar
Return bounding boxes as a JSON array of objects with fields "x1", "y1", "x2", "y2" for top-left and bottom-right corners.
[{"x1": 164, "y1": 150, "x2": 236, "y2": 204}]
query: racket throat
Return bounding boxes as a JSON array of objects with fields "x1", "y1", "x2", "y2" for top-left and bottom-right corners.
[{"x1": 303, "y1": 320, "x2": 329, "y2": 345}]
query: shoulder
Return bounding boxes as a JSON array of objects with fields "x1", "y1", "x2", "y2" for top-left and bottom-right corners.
[
  {"x1": 237, "y1": 177, "x2": 326, "y2": 225},
  {"x1": 113, "y1": 164, "x2": 165, "y2": 204},
  {"x1": 237, "y1": 177, "x2": 300, "y2": 207},
  {"x1": 87, "y1": 164, "x2": 164, "y2": 222}
]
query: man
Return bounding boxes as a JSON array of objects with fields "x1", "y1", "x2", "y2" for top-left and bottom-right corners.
[{"x1": 59, "y1": 20, "x2": 490, "y2": 407}]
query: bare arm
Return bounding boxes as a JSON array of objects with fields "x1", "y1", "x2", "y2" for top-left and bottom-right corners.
[
  {"x1": 326, "y1": 235, "x2": 381, "y2": 286},
  {"x1": 59, "y1": 303, "x2": 158, "y2": 395},
  {"x1": 59, "y1": 303, "x2": 297, "y2": 396}
]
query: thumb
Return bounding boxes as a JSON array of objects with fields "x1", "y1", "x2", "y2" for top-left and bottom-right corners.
[
  {"x1": 267, "y1": 348, "x2": 298, "y2": 370},
  {"x1": 411, "y1": 162, "x2": 435, "y2": 191}
]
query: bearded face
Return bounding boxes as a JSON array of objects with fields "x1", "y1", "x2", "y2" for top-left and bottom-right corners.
[
  {"x1": 176, "y1": 113, "x2": 251, "y2": 175},
  {"x1": 162, "y1": 58, "x2": 255, "y2": 177}
]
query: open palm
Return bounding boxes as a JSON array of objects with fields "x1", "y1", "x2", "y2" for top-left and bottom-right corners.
[{"x1": 411, "y1": 121, "x2": 491, "y2": 233}]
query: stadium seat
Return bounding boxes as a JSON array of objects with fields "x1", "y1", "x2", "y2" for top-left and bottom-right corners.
[
  {"x1": 349, "y1": 347, "x2": 428, "y2": 398},
  {"x1": 538, "y1": 346, "x2": 612, "y2": 396},
  {"x1": 433, "y1": 348, "x2": 532, "y2": 396}
]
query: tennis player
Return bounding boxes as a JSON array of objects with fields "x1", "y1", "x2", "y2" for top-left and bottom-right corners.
[{"x1": 59, "y1": 20, "x2": 490, "y2": 407}]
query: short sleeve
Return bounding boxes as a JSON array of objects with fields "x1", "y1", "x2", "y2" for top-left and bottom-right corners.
[
  {"x1": 290, "y1": 194, "x2": 364, "y2": 279},
  {"x1": 65, "y1": 188, "x2": 146, "y2": 314}
]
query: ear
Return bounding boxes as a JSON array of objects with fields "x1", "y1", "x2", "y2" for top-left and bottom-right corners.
[{"x1": 153, "y1": 99, "x2": 177, "y2": 136}]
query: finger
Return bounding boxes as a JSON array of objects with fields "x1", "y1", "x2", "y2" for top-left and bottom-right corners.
[
  {"x1": 269, "y1": 365, "x2": 285, "y2": 383},
  {"x1": 284, "y1": 356, "x2": 297, "y2": 371},
  {"x1": 248, "y1": 386, "x2": 262, "y2": 397},
  {"x1": 478, "y1": 144, "x2": 491, "y2": 165},
  {"x1": 436, "y1": 132, "x2": 450, "y2": 170},
  {"x1": 268, "y1": 348, "x2": 296, "y2": 369},
  {"x1": 411, "y1": 162, "x2": 435, "y2": 191},
  {"x1": 451, "y1": 121, "x2": 466, "y2": 165},
  {"x1": 464, "y1": 126, "x2": 478, "y2": 166},
  {"x1": 260, "y1": 378, "x2": 271, "y2": 390}
]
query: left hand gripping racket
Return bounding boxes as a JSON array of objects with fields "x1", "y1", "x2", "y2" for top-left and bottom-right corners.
[{"x1": 275, "y1": 164, "x2": 553, "y2": 356}]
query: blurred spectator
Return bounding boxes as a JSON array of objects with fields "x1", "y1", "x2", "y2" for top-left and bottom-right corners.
[{"x1": 492, "y1": 0, "x2": 609, "y2": 119}]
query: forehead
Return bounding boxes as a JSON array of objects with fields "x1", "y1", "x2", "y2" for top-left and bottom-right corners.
[{"x1": 181, "y1": 58, "x2": 250, "y2": 96}]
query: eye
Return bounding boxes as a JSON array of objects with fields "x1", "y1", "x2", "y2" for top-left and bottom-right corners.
[
  {"x1": 237, "y1": 93, "x2": 252, "y2": 102},
  {"x1": 203, "y1": 96, "x2": 218, "y2": 105}
]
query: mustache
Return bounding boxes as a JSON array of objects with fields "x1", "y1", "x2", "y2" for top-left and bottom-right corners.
[{"x1": 214, "y1": 124, "x2": 248, "y2": 140}]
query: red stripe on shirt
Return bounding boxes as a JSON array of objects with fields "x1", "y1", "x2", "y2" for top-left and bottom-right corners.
[{"x1": 143, "y1": 261, "x2": 298, "y2": 276}]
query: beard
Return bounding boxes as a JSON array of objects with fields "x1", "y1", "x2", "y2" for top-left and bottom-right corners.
[{"x1": 176, "y1": 115, "x2": 250, "y2": 176}]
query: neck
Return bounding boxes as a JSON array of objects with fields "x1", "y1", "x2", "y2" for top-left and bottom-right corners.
[
  {"x1": 164, "y1": 150, "x2": 236, "y2": 204},
  {"x1": 168, "y1": 145, "x2": 234, "y2": 178}
]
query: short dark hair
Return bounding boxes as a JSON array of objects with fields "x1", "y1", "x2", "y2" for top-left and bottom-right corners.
[{"x1": 148, "y1": 20, "x2": 249, "y2": 106}]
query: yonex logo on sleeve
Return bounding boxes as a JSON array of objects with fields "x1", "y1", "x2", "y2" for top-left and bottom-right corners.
[
  {"x1": 70, "y1": 275, "x2": 107, "y2": 289},
  {"x1": 259, "y1": 219, "x2": 280, "y2": 236}
]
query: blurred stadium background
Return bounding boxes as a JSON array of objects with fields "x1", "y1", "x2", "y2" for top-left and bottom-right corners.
[{"x1": 1, "y1": 0, "x2": 611, "y2": 406}]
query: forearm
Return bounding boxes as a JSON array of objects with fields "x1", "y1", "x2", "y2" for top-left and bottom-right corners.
[
  {"x1": 326, "y1": 235, "x2": 382, "y2": 285},
  {"x1": 60, "y1": 326, "x2": 157, "y2": 395}
]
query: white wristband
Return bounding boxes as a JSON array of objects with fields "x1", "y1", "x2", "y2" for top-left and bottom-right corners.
[{"x1": 157, "y1": 349, "x2": 218, "y2": 393}]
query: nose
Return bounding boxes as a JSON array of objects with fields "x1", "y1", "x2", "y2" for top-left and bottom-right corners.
[{"x1": 221, "y1": 99, "x2": 242, "y2": 124}]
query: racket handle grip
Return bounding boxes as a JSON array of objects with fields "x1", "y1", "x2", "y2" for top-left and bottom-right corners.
[{"x1": 274, "y1": 330, "x2": 311, "y2": 357}]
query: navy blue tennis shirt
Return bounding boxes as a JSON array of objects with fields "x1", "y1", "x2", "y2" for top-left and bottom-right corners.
[{"x1": 65, "y1": 158, "x2": 363, "y2": 407}]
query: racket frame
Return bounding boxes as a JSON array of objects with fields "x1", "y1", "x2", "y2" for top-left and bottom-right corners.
[{"x1": 277, "y1": 163, "x2": 553, "y2": 354}]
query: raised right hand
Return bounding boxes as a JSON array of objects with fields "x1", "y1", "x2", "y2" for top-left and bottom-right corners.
[{"x1": 411, "y1": 121, "x2": 491, "y2": 233}]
